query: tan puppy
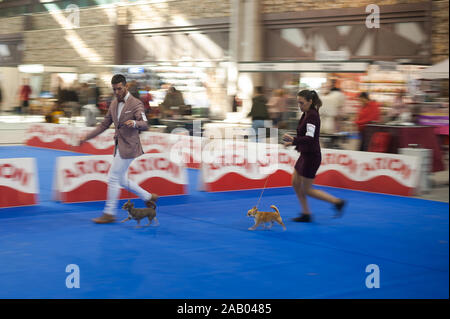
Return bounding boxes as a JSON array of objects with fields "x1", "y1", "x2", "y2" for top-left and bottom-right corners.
[
  {"x1": 121, "y1": 200, "x2": 159, "y2": 228},
  {"x1": 247, "y1": 205, "x2": 286, "y2": 231}
]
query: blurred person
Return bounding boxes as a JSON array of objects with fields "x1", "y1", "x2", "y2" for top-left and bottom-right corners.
[
  {"x1": 248, "y1": 86, "x2": 270, "y2": 141},
  {"x1": 388, "y1": 92, "x2": 412, "y2": 123},
  {"x1": 45, "y1": 103, "x2": 63, "y2": 124},
  {"x1": 81, "y1": 104, "x2": 100, "y2": 127},
  {"x1": 58, "y1": 85, "x2": 69, "y2": 116},
  {"x1": 87, "y1": 81, "x2": 100, "y2": 106},
  {"x1": 78, "y1": 82, "x2": 90, "y2": 107},
  {"x1": 128, "y1": 80, "x2": 140, "y2": 99},
  {"x1": 282, "y1": 90, "x2": 346, "y2": 222},
  {"x1": 64, "y1": 85, "x2": 80, "y2": 117},
  {"x1": 267, "y1": 89, "x2": 287, "y2": 127},
  {"x1": 231, "y1": 95, "x2": 242, "y2": 112},
  {"x1": 95, "y1": 79, "x2": 101, "y2": 106},
  {"x1": 79, "y1": 74, "x2": 159, "y2": 224},
  {"x1": 410, "y1": 103, "x2": 422, "y2": 125},
  {"x1": 320, "y1": 85, "x2": 346, "y2": 134},
  {"x1": 232, "y1": 95, "x2": 238, "y2": 112},
  {"x1": 141, "y1": 86, "x2": 161, "y2": 125},
  {"x1": 140, "y1": 85, "x2": 153, "y2": 118},
  {"x1": 159, "y1": 86, "x2": 185, "y2": 119},
  {"x1": 18, "y1": 78, "x2": 32, "y2": 115},
  {"x1": 354, "y1": 92, "x2": 380, "y2": 151},
  {"x1": 56, "y1": 77, "x2": 64, "y2": 105},
  {"x1": 98, "y1": 92, "x2": 114, "y2": 115}
]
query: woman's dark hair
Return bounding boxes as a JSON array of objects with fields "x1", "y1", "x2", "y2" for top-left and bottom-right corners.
[
  {"x1": 111, "y1": 74, "x2": 127, "y2": 86},
  {"x1": 298, "y1": 89, "x2": 322, "y2": 110},
  {"x1": 359, "y1": 92, "x2": 369, "y2": 100}
]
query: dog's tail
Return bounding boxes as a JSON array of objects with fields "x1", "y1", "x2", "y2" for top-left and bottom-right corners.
[
  {"x1": 146, "y1": 201, "x2": 156, "y2": 209},
  {"x1": 270, "y1": 205, "x2": 280, "y2": 215}
]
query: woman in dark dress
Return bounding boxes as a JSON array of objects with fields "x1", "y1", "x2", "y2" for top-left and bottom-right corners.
[{"x1": 283, "y1": 90, "x2": 346, "y2": 222}]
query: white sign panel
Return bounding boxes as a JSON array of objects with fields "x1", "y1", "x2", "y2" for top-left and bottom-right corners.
[
  {"x1": 53, "y1": 153, "x2": 187, "y2": 203},
  {"x1": 0, "y1": 157, "x2": 39, "y2": 208}
]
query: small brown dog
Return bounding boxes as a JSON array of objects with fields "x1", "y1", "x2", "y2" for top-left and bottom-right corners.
[
  {"x1": 121, "y1": 200, "x2": 159, "y2": 228},
  {"x1": 247, "y1": 205, "x2": 286, "y2": 231}
]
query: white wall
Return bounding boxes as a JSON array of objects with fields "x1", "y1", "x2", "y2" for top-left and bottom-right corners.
[{"x1": 0, "y1": 67, "x2": 20, "y2": 112}]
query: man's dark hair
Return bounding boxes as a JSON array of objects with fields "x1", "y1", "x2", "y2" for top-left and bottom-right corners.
[{"x1": 111, "y1": 74, "x2": 127, "y2": 86}]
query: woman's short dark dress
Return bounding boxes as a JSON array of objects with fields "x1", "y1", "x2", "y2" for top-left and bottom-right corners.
[{"x1": 293, "y1": 108, "x2": 322, "y2": 179}]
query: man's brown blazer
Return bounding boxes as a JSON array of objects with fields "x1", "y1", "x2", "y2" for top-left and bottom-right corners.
[{"x1": 84, "y1": 94, "x2": 148, "y2": 159}]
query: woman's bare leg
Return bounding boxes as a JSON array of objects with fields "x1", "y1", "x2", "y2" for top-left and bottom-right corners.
[
  {"x1": 301, "y1": 176, "x2": 346, "y2": 211},
  {"x1": 292, "y1": 172, "x2": 311, "y2": 215},
  {"x1": 302, "y1": 176, "x2": 341, "y2": 204},
  {"x1": 292, "y1": 172, "x2": 346, "y2": 221}
]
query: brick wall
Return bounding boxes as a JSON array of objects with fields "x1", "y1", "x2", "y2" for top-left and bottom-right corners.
[
  {"x1": 261, "y1": 0, "x2": 426, "y2": 12},
  {"x1": 432, "y1": 0, "x2": 449, "y2": 63},
  {"x1": 23, "y1": 26, "x2": 116, "y2": 67},
  {"x1": 30, "y1": 6, "x2": 116, "y2": 30},
  {"x1": 1, "y1": 0, "x2": 447, "y2": 64},
  {"x1": 126, "y1": 0, "x2": 230, "y2": 27},
  {"x1": 0, "y1": 1, "x2": 447, "y2": 70},
  {"x1": 0, "y1": 16, "x2": 24, "y2": 35},
  {"x1": 20, "y1": 6, "x2": 118, "y2": 68}
]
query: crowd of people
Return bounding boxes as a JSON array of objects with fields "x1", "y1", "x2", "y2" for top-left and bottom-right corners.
[
  {"x1": 42, "y1": 79, "x2": 191, "y2": 126},
  {"x1": 246, "y1": 81, "x2": 427, "y2": 150},
  {"x1": 5, "y1": 74, "x2": 430, "y2": 153}
]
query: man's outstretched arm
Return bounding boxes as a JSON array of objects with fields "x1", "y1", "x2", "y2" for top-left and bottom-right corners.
[{"x1": 80, "y1": 107, "x2": 113, "y2": 144}]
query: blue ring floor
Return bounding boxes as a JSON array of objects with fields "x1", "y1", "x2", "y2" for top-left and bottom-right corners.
[{"x1": 0, "y1": 146, "x2": 448, "y2": 299}]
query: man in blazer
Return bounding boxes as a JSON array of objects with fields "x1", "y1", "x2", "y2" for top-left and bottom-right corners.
[{"x1": 80, "y1": 74, "x2": 159, "y2": 224}]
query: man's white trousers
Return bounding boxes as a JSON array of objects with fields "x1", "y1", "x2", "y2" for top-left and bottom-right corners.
[{"x1": 104, "y1": 151, "x2": 151, "y2": 216}]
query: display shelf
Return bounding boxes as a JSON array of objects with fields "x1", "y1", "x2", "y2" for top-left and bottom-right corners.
[
  {"x1": 360, "y1": 82, "x2": 406, "y2": 85},
  {"x1": 359, "y1": 80, "x2": 407, "y2": 104},
  {"x1": 368, "y1": 91, "x2": 407, "y2": 94}
]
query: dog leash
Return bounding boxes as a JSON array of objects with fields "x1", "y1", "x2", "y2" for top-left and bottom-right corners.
[
  {"x1": 255, "y1": 174, "x2": 270, "y2": 210},
  {"x1": 255, "y1": 141, "x2": 286, "y2": 209}
]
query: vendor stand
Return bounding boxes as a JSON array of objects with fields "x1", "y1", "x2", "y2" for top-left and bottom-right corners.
[{"x1": 363, "y1": 124, "x2": 445, "y2": 172}]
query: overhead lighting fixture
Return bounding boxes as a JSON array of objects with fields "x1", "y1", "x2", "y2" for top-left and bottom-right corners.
[{"x1": 18, "y1": 64, "x2": 44, "y2": 74}]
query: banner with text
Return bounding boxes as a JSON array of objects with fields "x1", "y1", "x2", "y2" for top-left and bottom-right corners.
[
  {"x1": 25, "y1": 123, "x2": 201, "y2": 168},
  {"x1": 53, "y1": 153, "x2": 187, "y2": 203},
  {"x1": 0, "y1": 158, "x2": 39, "y2": 208},
  {"x1": 199, "y1": 142, "x2": 421, "y2": 196},
  {"x1": 25, "y1": 123, "x2": 115, "y2": 154},
  {"x1": 316, "y1": 149, "x2": 421, "y2": 196},
  {"x1": 199, "y1": 141, "x2": 296, "y2": 192}
]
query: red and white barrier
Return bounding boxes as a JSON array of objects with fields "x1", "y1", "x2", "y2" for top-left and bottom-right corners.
[
  {"x1": 25, "y1": 123, "x2": 115, "y2": 154},
  {"x1": 26, "y1": 123, "x2": 422, "y2": 196},
  {"x1": 140, "y1": 132, "x2": 202, "y2": 169},
  {"x1": 199, "y1": 141, "x2": 422, "y2": 196},
  {"x1": 316, "y1": 149, "x2": 421, "y2": 196},
  {"x1": 25, "y1": 123, "x2": 201, "y2": 168},
  {"x1": 53, "y1": 153, "x2": 187, "y2": 203},
  {"x1": 199, "y1": 141, "x2": 296, "y2": 192},
  {"x1": 0, "y1": 158, "x2": 39, "y2": 208}
]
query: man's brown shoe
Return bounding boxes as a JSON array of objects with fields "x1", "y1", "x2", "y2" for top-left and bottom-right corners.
[
  {"x1": 145, "y1": 193, "x2": 159, "y2": 208},
  {"x1": 92, "y1": 213, "x2": 116, "y2": 224}
]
